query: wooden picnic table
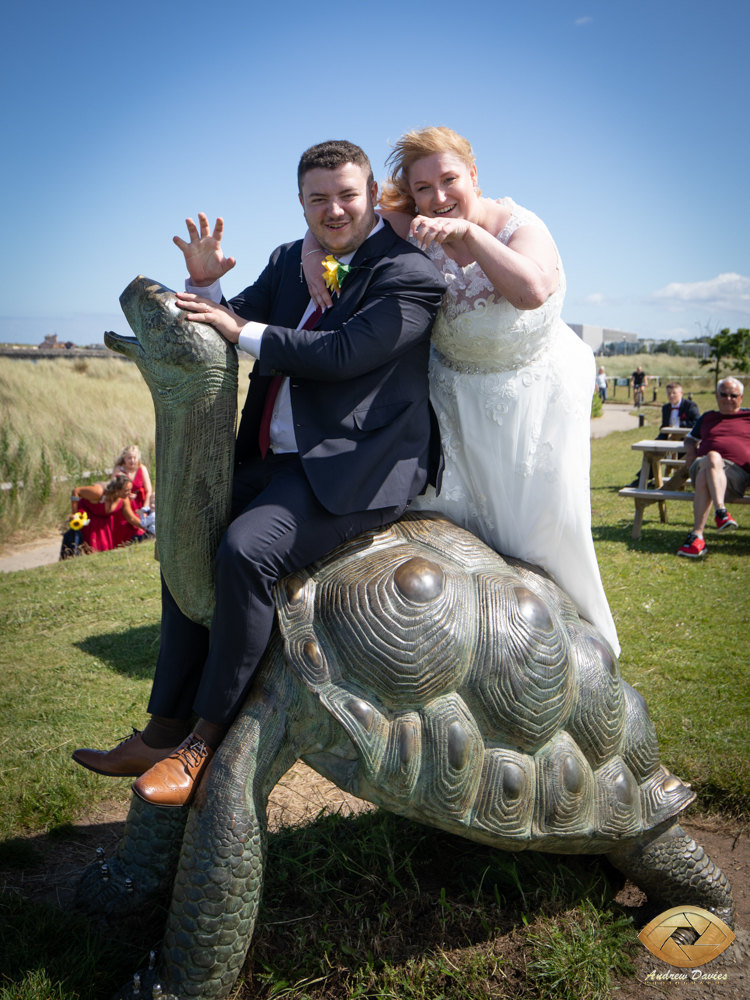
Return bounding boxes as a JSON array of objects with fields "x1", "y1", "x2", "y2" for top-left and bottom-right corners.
[
  {"x1": 621, "y1": 439, "x2": 687, "y2": 537},
  {"x1": 631, "y1": 439, "x2": 687, "y2": 490},
  {"x1": 659, "y1": 426, "x2": 691, "y2": 439},
  {"x1": 620, "y1": 435, "x2": 750, "y2": 539}
]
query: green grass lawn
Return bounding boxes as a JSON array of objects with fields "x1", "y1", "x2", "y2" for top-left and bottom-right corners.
[
  {"x1": 0, "y1": 543, "x2": 161, "y2": 841},
  {"x1": 1, "y1": 426, "x2": 748, "y2": 1000},
  {"x1": 590, "y1": 424, "x2": 750, "y2": 814},
  {"x1": 1, "y1": 423, "x2": 747, "y2": 840}
]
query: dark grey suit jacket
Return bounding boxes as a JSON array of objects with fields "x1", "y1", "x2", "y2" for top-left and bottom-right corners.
[{"x1": 229, "y1": 221, "x2": 446, "y2": 515}]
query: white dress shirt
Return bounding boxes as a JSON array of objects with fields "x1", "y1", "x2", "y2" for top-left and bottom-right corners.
[
  {"x1": 186, "y1": 215, "x2": 385, "y2": 454},
  {"x1": 669, "y1": 404, "x2": 681, "y2": 427}
]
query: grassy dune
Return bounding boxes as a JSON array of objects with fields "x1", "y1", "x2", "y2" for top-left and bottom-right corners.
[
  {"x1": 0, "y1": 356, "x2": 255, "y2": 547},
  {"x1": 595, "y1": 351, "x2": 747, "y2": 389}
]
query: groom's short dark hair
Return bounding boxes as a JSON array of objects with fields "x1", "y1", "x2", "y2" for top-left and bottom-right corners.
[{"x1": 298, "y1": 141, "x2": 374, "y2": 190}]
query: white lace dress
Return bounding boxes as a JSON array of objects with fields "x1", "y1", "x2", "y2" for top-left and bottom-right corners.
[{"x1": 410, "y1": 198, "x2": 620, "y2": 655}]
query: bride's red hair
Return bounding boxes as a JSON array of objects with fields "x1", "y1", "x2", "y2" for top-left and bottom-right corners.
[{"x1": 380, "y1": 126, "x2": 481, "y2": 216}]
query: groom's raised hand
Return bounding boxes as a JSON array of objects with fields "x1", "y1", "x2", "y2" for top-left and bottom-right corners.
[{"x1": 173, "y1": 213, "x2": 236, "y2": 287}]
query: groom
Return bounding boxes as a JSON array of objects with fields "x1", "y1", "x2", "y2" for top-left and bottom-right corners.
[{"x1": 73, "y1": 140, "x2": 446, "y2": 805}]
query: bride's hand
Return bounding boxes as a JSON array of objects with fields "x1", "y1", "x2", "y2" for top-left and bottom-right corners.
[
  {"x1": 410, "y1": 214, "x2": 472, "y2": 251},
  {"x1": 301, "y1": 229, "x2": 332, "y2": 310}
]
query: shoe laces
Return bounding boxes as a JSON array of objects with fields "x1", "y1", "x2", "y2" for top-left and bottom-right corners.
[
  {"x1": 173, "y1": 737, "x2": 208, "y2": 769},
  {"x1": 114, "y1": 727, "x2": 141, "y2": 747},
  {"x1": 684, "y1": 531, "x2": 700, "y2": 545}
]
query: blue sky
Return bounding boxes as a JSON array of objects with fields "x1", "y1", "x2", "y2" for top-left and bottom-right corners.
[{"x1": 1, "y1": 0, "x2": 748, "y2": 344}]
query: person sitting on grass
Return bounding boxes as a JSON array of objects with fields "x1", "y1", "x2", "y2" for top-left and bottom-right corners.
[
  {"x1": 677, "y1": 376, "x2": 750, "y2": 558},
  {"x1": 65, "y1": 475, "x2": 143, "y2": 555}
]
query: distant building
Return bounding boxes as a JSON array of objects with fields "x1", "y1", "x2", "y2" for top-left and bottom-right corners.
[
  {"x1": 677, "y1": 341, "x2": 711, "y2": 359},
  {"x1": 567, "y1": 324, "x2": 640, "y2": 355},
  {"x1": 567, "y1": 324, "x2": 604, "y2": 352},
  {"x1": 40, "y1": 334, "x2": 75, "y2": 350}
]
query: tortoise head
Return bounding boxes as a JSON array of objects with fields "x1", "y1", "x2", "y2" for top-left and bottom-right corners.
[{"x1": 106, "y1": 276, "x2": 233, "y2": 381}]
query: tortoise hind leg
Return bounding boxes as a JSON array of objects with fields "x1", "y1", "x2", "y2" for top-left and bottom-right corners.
[{"x1": 606, "y1": 819, "x2": 735, "y2": 928}]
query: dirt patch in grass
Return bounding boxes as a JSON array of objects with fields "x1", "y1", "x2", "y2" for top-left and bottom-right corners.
[
  {"x1": 0, "y1": 762, "x2": 369, "y2": 909},
  {"x1": 2, "y1": 764, "x2": 748, "y2": 999},
  {"x1": 612, "y1": 814, "x2": 750, "y2": 999}
]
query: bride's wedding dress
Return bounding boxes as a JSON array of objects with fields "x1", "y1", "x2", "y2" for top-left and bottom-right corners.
[{"x1": 410, "y1": 199, "x2": 620, "y2": 655}]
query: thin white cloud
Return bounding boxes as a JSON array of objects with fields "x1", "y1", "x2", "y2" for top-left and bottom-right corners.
[
  {"x1": 583, "y1": 292, "x2": 605, "y2": 304},
  {"x1": 575, "y1": 16, "x2": 593, "y2": 25},
  {"x1": 648, "y1": 273, "x2": 750, "y2": 316}
]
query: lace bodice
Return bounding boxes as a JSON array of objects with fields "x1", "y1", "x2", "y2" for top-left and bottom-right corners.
[{"x1": 416, "y1": 199, "x2": 566, "y2": 372}]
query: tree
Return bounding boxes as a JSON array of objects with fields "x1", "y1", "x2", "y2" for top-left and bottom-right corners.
[{"x1": 698, "y1": 328, "x2": 750, "y2": 388}]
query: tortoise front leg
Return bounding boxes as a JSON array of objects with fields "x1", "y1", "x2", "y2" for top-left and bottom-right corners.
[
  {"x1": 153, "y1": 639, "x2": 332, "y2": 1000},
  {"x1": 75, "y1": 795, "x2": 188, "y2": 917},
  {"x1": 606, "y1": 819, "x2": 735, "y2": 928}
]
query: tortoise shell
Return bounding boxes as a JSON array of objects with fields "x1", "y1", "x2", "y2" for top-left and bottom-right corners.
[{"x1": 275, "y1": 514, "x2": 693, "y2": 853}]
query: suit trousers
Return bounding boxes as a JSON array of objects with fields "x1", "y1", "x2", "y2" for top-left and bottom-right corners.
[{"x1": 147, "y1": 452, "x2": 404, "y2": 726}]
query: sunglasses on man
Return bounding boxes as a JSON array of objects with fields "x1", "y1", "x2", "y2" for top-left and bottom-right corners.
[{"x1": 719, "y1": 392, "x2": 741, "y2": 398}]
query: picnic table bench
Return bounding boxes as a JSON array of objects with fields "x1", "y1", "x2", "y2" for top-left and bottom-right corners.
[{"x1": 619, "y1": 437, "x2": 750, "y2": 538}]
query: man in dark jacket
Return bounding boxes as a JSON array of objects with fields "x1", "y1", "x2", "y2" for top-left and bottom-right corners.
[
  {"x1": 73, "y1": 141, "x2": 446, "y2": 805},
  {"x1": 657, "y1": 381, "x2": 700, "y2": 438}
]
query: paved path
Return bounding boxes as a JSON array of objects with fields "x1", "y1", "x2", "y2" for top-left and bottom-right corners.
[
  {"x1": 1, "y1": 408, "x2": 641, "y2": 575},
  {"x1": 0, "y1": 535, "x2": 61, "y2": 573},
  {"x1": 591, "y1": 403, "x2": 641, "y2": 439}
]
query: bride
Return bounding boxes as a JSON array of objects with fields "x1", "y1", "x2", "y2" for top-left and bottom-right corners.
[{"x1": 304, "y1": 126, "x2": 619, "y2": 656}]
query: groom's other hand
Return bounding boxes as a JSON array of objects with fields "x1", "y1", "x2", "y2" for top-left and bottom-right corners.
[{"x1": 173, "y1": 212, "x2": 236, "y2": 287}]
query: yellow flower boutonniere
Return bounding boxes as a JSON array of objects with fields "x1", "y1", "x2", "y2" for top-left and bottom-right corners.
[{"x1": 322, "y1": 255, "x2": 353, "y2": 295}]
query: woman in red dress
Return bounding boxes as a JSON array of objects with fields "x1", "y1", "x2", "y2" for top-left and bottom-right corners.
[
  {"x1": 70, "y1": 476, "x2": 142, "y2": 552},
  {"x1": 112, "y1": 445, "x2": 153, "y2": 545},
  {"x1": 113, "y1": 446, "x2": 153, "y2": 510}
]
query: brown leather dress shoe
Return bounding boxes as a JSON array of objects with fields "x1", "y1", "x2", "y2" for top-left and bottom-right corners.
[
  {"x1": 72, "y1": 730, "x2": 178, "y2": 777},
  {"x1": 131, "y1": 735, "x2": 214, "y2": 808}
]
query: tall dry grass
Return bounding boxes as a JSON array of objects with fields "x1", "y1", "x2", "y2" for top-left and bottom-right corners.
[
  {"x1": 0, "y1": 357, "x2": 154, "y2": 545},
  {"x1": 0, "y1": 355, "x2": 254, "y2": 548},
  {"x1": 596, "y1": 352, "x2": 746, "y2": 383}
]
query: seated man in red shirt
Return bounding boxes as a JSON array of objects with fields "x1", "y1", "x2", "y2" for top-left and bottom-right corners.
[{"x1": 678, "y1": 376, "x2": 750, "y2": 557}]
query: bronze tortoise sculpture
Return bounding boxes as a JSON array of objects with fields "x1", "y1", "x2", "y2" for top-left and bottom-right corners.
[{"x1": 75, "y1": 277, "x2": 734, "y2": 999}]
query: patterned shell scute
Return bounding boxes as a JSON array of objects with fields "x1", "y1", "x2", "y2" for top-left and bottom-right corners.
[
  {"x1": 533, "y1": 732, "x2": 595, "y2": 844},
  {"x1": 318, "y1": 684, "x2": 389, "y2": 782},
  {"x1": 396, "y1": 513, "x2": 511, "y2": 574},
  {"x1": 503, "y1": 556, "x2": 581, "y2": 629},
  {"x1": 471, "y1": 748, "x2": 536, "y2": 841},
  {"x1": 459, "y1": 575, "x2": 574, "y2": 753},
  {"x1": 317, "y1": 546, "x2": 474, "y2": 712},
  {"x1": 376, "y1": 711, "x2": 423, "y2": 805},
  {"x1": 418, "y1": 693, "x2": 484, "y2": 823},
  {"x1": 594, "y1": 756, "x2": 641, "y2": 839},
  {"x1": 619, "y1": 682, "x2": 661, "y2": 783},
  {"x1": 640, "y1": 767, "x2": 695, "y2": 828},
  {"x1": 566, "y1": 622, "x2": 625, "y2": 769}
]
